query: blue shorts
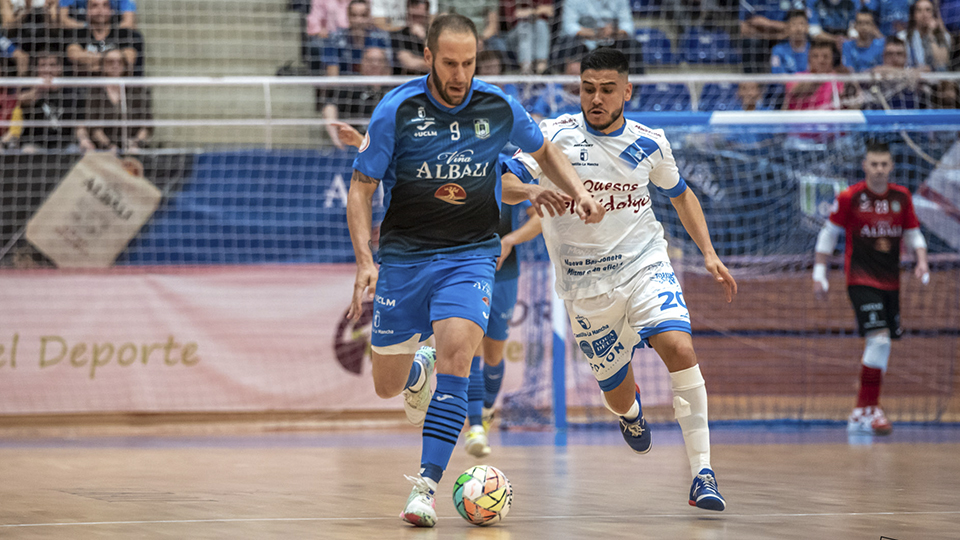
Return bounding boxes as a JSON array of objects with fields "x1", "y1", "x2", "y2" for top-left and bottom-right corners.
[
  {"x1": 485, "y1": 277, "x2": 518, "y2": 342},
  {"x1": 371, "y1": 256, "x2": 496, "y2": 352}
]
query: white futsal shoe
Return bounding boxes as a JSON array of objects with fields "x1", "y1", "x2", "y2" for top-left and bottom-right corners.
[
  {"x1": 400, "y1": 475, "x2": 437, "y2": 527},
  {"x1": 402, "y1": 346, "x2": 436, "y2": 426},
  {"x1": 464, "y1": 424, "x2": 491, "y2": 457}
]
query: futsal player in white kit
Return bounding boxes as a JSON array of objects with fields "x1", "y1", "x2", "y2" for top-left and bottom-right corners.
[{"x1": 502, "y1": 48, "x2": 737, "y2": 511}]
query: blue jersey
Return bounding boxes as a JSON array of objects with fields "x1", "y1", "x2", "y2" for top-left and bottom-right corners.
[
  {"x1": 842, "y1": 38, "x2": 885, "y2": 72},
  {"x1": 861, "y1": 0, "x2": 908, "y2": 36},
  {"x1": 495, "y1": 200, "x2": 532, "y2": 282},
  {"x1": 0, "y1": 33, "x2": 16, "y2": 58},
  {"x1": 771, "y1": 41, "x2": 809, "y2": 73},
  {"x1": 808, "y1": 0, "x2": 860, "y2": 35},
  {"x1": 354, "y1": 75, "x2": 545, "y2": 264}
]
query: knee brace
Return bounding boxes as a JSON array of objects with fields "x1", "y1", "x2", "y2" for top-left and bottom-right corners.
[{"x1": 862, "y1": 331, "x2": 891, "y2": 373}]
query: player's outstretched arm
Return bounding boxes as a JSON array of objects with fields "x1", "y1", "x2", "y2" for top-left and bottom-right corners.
[
  {"x1": 498, "y1": 208, "x2": 542, "y2": 270},
  {"x1": 670, "y1": 188, "x2": 738, "y2": 303},
  {"x1": 501, "y1": 170, "x2": 570, "y2": 217},
  {"x1": 528, "y1": 140, "x2": 605, "y2": 224},
  {"x1": 346, "y1": 169, "x2": 381, "y2": 320}
]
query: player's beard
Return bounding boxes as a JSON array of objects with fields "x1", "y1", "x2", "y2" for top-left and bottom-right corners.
[
  {"x1": 430, "y1": 62, "x2": 471, "y2": 107},
  {"x1": 583, "y1": 103, "x2": 624, "y2": 133}
]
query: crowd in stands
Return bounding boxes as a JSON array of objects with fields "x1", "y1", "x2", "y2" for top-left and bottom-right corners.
[
  {"x1": 0, "y1": 0, "x2": 149, "y2": 152},
  {"x1": 297, "y1": 0, "x2": 960, "y2": 126}
]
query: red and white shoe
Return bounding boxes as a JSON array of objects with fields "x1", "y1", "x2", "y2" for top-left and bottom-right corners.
[{"x1": 847, "y1": 406, "x2": 893, "y2": 435}]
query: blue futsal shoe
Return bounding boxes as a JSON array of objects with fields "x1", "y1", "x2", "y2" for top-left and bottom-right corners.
[
  {"x1": 688, "y1": 468, "x2": 726, "y2": 511},
  {"x1": 618, "y1": 387, "x2": 652, "y2": 454}
]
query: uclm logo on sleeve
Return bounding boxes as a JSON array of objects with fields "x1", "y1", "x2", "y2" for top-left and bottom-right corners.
[{"x1": 435, "y1": 183, "x2": 467, "y2": 205}]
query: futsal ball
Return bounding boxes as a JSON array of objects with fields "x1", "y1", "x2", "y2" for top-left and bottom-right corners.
[{"x1": 452, "y1": 465, "x2": 513, "y2": 526}]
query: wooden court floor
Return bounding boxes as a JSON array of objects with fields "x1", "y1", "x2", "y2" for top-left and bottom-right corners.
[{"x1": 0, "y1": 425, "x2": 958, "y2": 539}]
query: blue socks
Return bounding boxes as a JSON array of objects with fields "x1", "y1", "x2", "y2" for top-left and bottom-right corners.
[
  {"x1": 467, "y1": 356, "x2": 484, "y2": 426},
  {"x1": 483, "y1": 359, "x2": 504, "y2": 409},
  {"x1": 420, "y1": 373, "x2": 468, "y2": 484}
]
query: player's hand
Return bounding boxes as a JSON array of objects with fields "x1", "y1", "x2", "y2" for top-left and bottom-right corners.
[
  {"x1": 705, "y1": 254, "x2": 737, "y2": 303},
  {"x1": 813, "y1": 279, "x2": 828, "y2": 301},
  {"x1": 348, "y1": 263, "x2": 378, "y2": 320},
  {"x1": 529, "y1": 185, "x2": 572, "y2": 217},
  {"x1": 915, "y1": 260, "x2": 930, "y2": 285},
  {"x1": 574, "y1": 193, "x2": 605, "y2": 224},
  {"x1": 497, "y1": 238, "x2": 514, "y2": 271},
  {"x1": 329, "y1": 121, "x2": 364, "y2": 149}
]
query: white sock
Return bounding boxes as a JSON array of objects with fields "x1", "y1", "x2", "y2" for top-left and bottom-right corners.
[
  {"x1": 670, "y1": 364, "x2": 711, "y2": 478},
  {"x1": 600, "y1": 390, "x2": 639, "y2": 420}
]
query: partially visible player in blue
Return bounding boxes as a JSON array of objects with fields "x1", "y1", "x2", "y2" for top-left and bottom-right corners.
[
  {"x1": 463, "y1": 198, "x2": 542, "y2": 458},
  {"x1": 345, "y1": 13, "x2": 604, "y2": 528}
]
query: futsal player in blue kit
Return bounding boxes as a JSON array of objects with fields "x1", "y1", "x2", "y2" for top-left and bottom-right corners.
[
  {"x1": 345, "y1": 13, "x2": 604, "y2": 527},
  {"x1": 463, "y1": 199, "x2": 543, "y2": 457}
]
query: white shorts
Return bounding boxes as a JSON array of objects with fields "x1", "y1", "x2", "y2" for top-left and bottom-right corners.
[{"x1": 564, "y1": 261, "x2": 692, "y2": 390}]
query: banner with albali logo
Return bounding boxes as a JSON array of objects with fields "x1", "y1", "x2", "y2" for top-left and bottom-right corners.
[{"x1": 0, "y1": 264, "x2": 543, "y2": 414}]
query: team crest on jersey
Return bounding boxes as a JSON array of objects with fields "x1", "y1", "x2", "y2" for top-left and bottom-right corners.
[
  {"x1": 359, "y1": 132, "x2": 370, "y2": 152},
  {"x1": 435, "y1": 183, "x2": 467, "y2": 205},
  {"x1": 891, "y1": 200, "x2": 901, "y2": 213},
  {"x1": 474, "y1": 119, "x2": 491, "y2": 139},
  {"x1": 580, "y1": 149, "x2": 588, "y2": 161}
]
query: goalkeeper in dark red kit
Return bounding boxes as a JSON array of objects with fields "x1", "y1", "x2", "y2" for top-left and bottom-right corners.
[{"x1": 812, "y1": 142, "x2": 929, "y2": 435}]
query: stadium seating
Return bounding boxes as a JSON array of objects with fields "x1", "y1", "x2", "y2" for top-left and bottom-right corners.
[
  {"x1": 699, "y1": 83, "x2": 740, "y2": 111},
  {"x1": 680, "y1": 27, "x2": 739, "y2": 64},
  {"x1": 634, "y1": 27, "x2": 675, "y2": 65},
  {"x1": 630, "y1": 83, "x2": 692, "y2": 112}
]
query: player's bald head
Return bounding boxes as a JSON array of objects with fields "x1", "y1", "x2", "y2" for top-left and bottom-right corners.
[{"x1": 426, "y1": 13, "x2": 478, "y2": 53}]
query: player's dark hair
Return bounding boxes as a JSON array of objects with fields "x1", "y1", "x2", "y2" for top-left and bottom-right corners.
[
  {"x1": 856, "y1": 8, "x2": 878, "y2": 25},
  {"x1": 865, "y1": 141, "x2": 891, "y2": 156},
  {"x1": 580, "y1": 47, "x2": 629, "y2": 76},
  {"x1": 426, "y1": 13, "x2": 478, "y2": 53},
  {"x1": 785, "y1": 9, "x2": 808, "y2": 22}
]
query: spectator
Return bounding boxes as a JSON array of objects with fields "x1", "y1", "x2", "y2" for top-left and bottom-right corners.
[
  {"x1": 558, "y1": 0, "x2": 641, "y2": 73},
  {"x1": 740, "y1": 0, "x2": 807, "y2": 72},
  {"x1": 1, "y1": 0, "x2": 62, "y2": 55},
  {"x1": 783, "y1": 41, "x2": 844, "y2": 110},
  {"x1": 736, "y1": 81, "x2": 772, "y2": 111},
  {"x1": 809, "y1": 0, "x2": 859, "y2": 47},
  {"x1": 59, "y1": 0, "x2": 135, "y2": 29},
  {"x1": 842, "y1": 9, "x2": 886, "y2": 72},
  {"x1": 307, "y1": 0, "x2": 350, "y2": 40},
  {"x1": 0, "y1": 29, "x2": 28, "y2": 75},
  {"x1": 83, "y1": 48, "x2": 152, "y2": 152},
  {"x1": 476, "y1": 48, "x2": 535, "y2": 108},
  {"x1": 861, "y1": 0, "x2": 909, "y2": 36},
  {"x1": 901, "y1": 0, "x2": 951, "y2": 71},
  {"x1": 391, "y1": 0, "x2": 429, "y2": 75},
  {"x1": 0, "y1": 84, "x2": 20, "y2": 146},
  {"x1": 319, "y1": 0, "x2": 391, "y2": 76},
  {"x1": 321, "y1": 46, "x2": 392, "y2": 149},
  {"x1": 65, "y1": 0, "x2": 142, "y2": 76},
  {"x1": 15, "y1": 48, "x2": 85, "y2": 151},
  {"x1": 436, "y1": 0, "x2": 504, "y2": 53},
  {"x1": 371, "y1": 0, "x2": 435, "y2": 31},
  {"x1": 860, "y1": 36, "x2": 927, "y2": 109},
  {"x1": 503, "y1": 0, "x2": 553, "y2": 74},
  {"x1": 771, "y1": 9, "x2": 810, "y2": 74},
  {"x1": 530, "y1": 57, "x2": 582, "y2": 122}
]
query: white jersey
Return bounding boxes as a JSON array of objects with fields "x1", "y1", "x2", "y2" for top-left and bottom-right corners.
[{"x1": 509, "y1": 113, "x2": 687, "y2": 300}]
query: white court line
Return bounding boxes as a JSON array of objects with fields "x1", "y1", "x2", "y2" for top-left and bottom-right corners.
[{"x1": 4, "y1": 511, "x2": 960, "y2": 528}]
